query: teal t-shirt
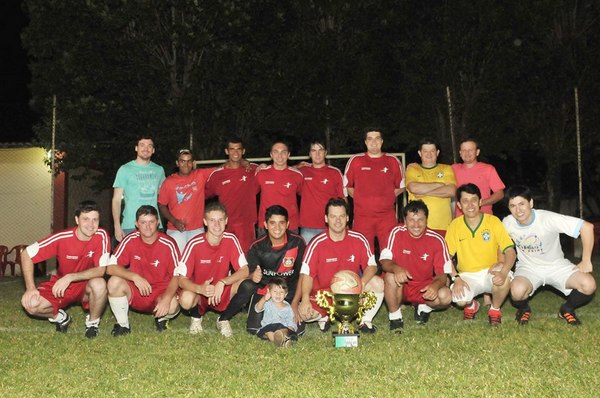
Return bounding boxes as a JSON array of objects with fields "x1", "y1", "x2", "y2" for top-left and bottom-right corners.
[{"x1": 113, "y1": 160, "x2": 166, "y2": 229}]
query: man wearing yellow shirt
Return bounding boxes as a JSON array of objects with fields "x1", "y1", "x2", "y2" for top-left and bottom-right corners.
[
  {"x1": 406, "y1": 138, "x2": 456, "y2": 231},
  {"x1": 445, "y1": 183, "x2": 516, "y2": 326}
]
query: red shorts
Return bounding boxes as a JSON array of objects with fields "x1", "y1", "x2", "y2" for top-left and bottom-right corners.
[
  {"x1": 402, "y1": 280, "x2": 433, "y2": 305},
  {"x1": 128, "y1": 281, "x2": 169, "y2": 313},
  {"x1": 227, "y1": 222, "x2": 255, "y2": 253},
  {"x1": 352, "y1": 212, "x2": 397, "y2": 250},
  {"x1": 197, "y1": 284, "x2": 233, "y2": 315},
  {"x1": 38, "y1": 275, "x2": 90, "y2": 316}
]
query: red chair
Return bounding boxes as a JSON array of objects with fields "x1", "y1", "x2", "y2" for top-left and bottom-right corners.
[
  {"x1": 6, "y1": 245, "x2": 28, "y2": 276},
  {"x1": 0, "y1": 245, "x2": 9, "y2": 277}
]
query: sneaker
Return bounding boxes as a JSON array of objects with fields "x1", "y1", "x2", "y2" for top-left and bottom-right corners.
[
  {"x1": 488, "y1": 308, "x2": 502, "y2": 326},
  {"x1": 559, "y1": 308, "x2": 581, "y2": 326},
  {"x1": 358, "y1": 322, "x2": 377, "y2": 334},
  {"x1": 515, "y1": 308, "x2": 532, "y2": 325},
  {"x1": 155, "y1": 318, "x2": 170, "y2": 332},
  {"x1": 216, "y1": 319, "x2": 233, "y2": 337},
  {"x1": 389, "y1": 318, "x2": 404, "y2": 333},
  {"x1": 414, "y1": 306, "x2": 431, "y2": 325},
  {"x1": 189, "y1": 317, "x2": 203, "y2": 334},
  {"x1": 463, "y1": 300, "x2": 480, "y2": 320},
  {"x1": 111, "y1": 323, "x2": 131, "y2": 337},
  {"x1": 318, "y1": 317, "x2": 331, "y2": 333},
  {"x1": 273, "y1": 330, "x2": 285, "y2": 347},
  {"x1": 85, "y1": 326, "x2": 99, "y2": 339},
  {"x1": 54, "y1": 310, "x2": 72, "y2": 333}
]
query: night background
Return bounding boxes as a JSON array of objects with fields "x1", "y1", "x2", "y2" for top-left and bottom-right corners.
[{"x1": 2, "y1": 0, "x2": 600, "y2": 216}]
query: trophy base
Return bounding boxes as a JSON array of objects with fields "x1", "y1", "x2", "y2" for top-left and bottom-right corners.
[{"x1": 332, "y1": 333, "x2": 359, "y2": 348}]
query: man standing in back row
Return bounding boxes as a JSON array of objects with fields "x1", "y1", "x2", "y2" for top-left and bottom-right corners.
[{"x1": 344, "y1": 129, "x2": 404, "y2": 250}]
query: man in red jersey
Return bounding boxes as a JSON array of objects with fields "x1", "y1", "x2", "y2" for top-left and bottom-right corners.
[
  {"x1": 178, "y1": 201, "x2": 249, "y2": 337},
  {"x1": 299, "y1": 139, "x2": 345, "y2": 244},
  {"x1": 255, "y1": 141, "x2": 304, "y2": 235},
  {"x1": 206, "y1": 138, "x2": 259, "y2": 252},
  {"x1": 107, "y1": 205, "x2": 181, "y2": 336},
  {"x1": 298, "y1": 198, "x2": 384, "y2": 333},
  {"x1": 344, "y1": 129, "x2": 404, "y2": 250},
  {"x1": 158, "y1": 149, "x2": 216, "y2": 252},
  {"x1": 20, "y1": 200, "x2": 111, "y2": 338},
  {"x1": 380, "y1": 201, "x2": 452, "y2": 332}
]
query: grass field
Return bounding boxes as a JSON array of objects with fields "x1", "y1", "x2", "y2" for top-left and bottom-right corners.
[{"x1": 1, "y1": 270, "x2": 599, "y2": 398}]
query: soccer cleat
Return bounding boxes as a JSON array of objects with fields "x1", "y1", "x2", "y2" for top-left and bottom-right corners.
[
  {"x1": 155, "y1": 318, "x2": 170, "y2": 332},
  {"x1": 189, "y1": 317, "x2": 203, "y2": 334},
  {"x1": 318, "y1": 317, "x2": 331, "y2": 333},
  {"x1": 54, "y1": 310, "x2": 72, "y2": 333},
  {"x1": 463, "y1": 300, "x2": 480, "y2": 320},
  {"x1": 515, "y1": 308, "x2": 532, "y2": 325},
  {"x1": 389, "y1": 318, "x2": 404, "y2": 333},
  {"x1": 559, "y1": 309, "x2": 581, "y2": 326},
  {"x1": 111, "y1": 323, "x2": 131, "y2": 337},
  {"x1": 414, "y1": 306, "x2": 431, "y2": 325},
  {"x1": 85, "y1": 326, "x2": 99, "y2": 339},
  {"x1": 358, "y1": 322, "x2": 377, "y2": 334},
  {"x1": 488, "y1": 308, "x2": 502, "y2": 326},
  {"x1": 216, "y1": 319, "x2": 233, "y2": 337}
]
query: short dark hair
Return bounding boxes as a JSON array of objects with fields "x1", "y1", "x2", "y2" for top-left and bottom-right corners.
[
  {"x1": 364, "y1": 129, "x2": 383, "y2": 140},
  {"x1": 265, "y1": 205, "x2": 288, "y2": 222},
  {"x1": 309, "y1": 139, "x2": 327, "y2": 152},
  {"x1": 506, "y1": 185, "x2": 533, "y2": 202},
  {"x1": 271, "y1": 141, "x2": 289, "y2": 152},
  {"x1": 135, "y1": 205, "x2": 159, "y2": 220},
  {"x1": 456, "y1": 183, "x2": 482, "y2": 201},
  {"x1": 325, "y1": 197, "x2": 348, "y2": 216},
  {"x1": 204, "y1": 201, "x2": 228, "y2": 217},
  {"x1": 225, "y1": 137, "x2": 244, "y2": 147},
  {"x1": 267, "y1": 276, "x2": 289, "y2": 292},
  {"x1": 459, "y1": 137, "x2": 480, "y2": 149},
  {"x1": 136, "y1": 135, "x2": 154, "y2": 145},
  {"x1": 75, "y1": 200, "x2": 100, "y2": 217},
  {"x1": 402, "y1": 200, "x2": 429, "y2": 219},
  {"x1": 418, "y1": 137, "x2": 438, "y2": 151}
]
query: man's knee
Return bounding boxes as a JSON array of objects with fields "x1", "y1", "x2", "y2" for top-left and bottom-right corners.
[
  {"x1": 87, "y1": 277, "x2": 107, "y2": 295},
  {"x1": 366, "y1": 275, "x2": 384, "y2": 293},
  {"x1": 510, "y1": 277, "x2": 532, "y2": 300},
  {"x1": 179, "y1": 291, "x2": 197, "y2": 310}
]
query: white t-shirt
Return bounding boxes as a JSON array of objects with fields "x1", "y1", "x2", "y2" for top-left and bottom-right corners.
[{"x1": 502, "y1": 209, "x2": 583, "y2": 268}]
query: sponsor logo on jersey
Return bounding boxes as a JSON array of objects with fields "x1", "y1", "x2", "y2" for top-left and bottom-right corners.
[
  {"x1": 217, "y1": 256, "x2": 224, "y2": 263},
  {"x1": 87, "y1": 251, "x2": 94, "y2": 258},
  {"x1": 321, "y1": 178, "x2": 329, "y2": 184},
  {"x1": 305, "y1": 177, "x2": 313, "y2": 181},
  {"x1": 222, "y1": 179, "x2": 231, "y2": 185},
  {"x1": 361, "y1": 167, "x2": 371, "y2": 171},
  {"x1": 66, "y1": 255, "x2": 79, "y2": 260},
  {"x1": 346, "y1": 254, "x2": 355, "y2": 262},
  {"x1": 283, "y1": 257, "x2": 294, "y2": 267},
  {"x1": 134, "y1": 255, "x2": 141, "y2": 261},
  {"x1": 152, "y1": 260, "x2": 160, "y2": 267},
  {"x1": 381, "y1": 167, "x2": 389, "y2": 173},
  {"x1": 200, "y1": 259, "x2": 211, "y2": 264},
  {"x1": 240, "y1": 176, "x2": 248, "y2": 182},
  {"x1": 403, "y1": 249, "x2": 411, "y2": 254},
  {"x1": 326, "y1": 257, "x2": 338, "y2": 263},
  {"x1": 265, "y1": 180, "x2": 275, "y2": 185},
  {"x1": 420, "y1": 253, "x2": 430, "y2": 261},
  {"x1": 284, "y1": 182, "x2": 291, "y2": 188}
]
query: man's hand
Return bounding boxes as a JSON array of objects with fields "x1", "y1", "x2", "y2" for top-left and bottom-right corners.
[
  {"x1": 209, "y1": 280, "x2": 225, "y2": 306},
  {"x1": 251, "y1": 266, "x2": 262, "y2": 283},
  {"x1": 21, "y1": 288, "x2": 41, "y2": 311},
  {"x1": 132, "y1": 275, "x2": 152, "y2": 296},
  {"x1": 298, "y1": 300, "x2": 315, "y2": 321},
  {"x1": 173, "y1": 219, "x2": 186, "y2": 232},
  {"x1": 488, "y1": 263, "x2": 508, "y2": 286},
  {"x1": 420, "y1": 284, "x2": 438, "y2": 301},
  {"x1": 200, "y1": 278, "x2": 215, "y2": 297},
  {"x1": 451, "y1": 278, "x2": 472, "y2": 302},
  {"x1": 114, "y1": 226, "x2": 125, "y2": 242},
  {"x1": 392, "y1": 267, "x2": 412, "y2": 285},
  {"x1": 577, "y1": 259, "x2": 593, "y2": 273},
  {"x1": 153, "y1": 296, "x2": 171, "y2": 318},
  {"x1": 52, "y1": 274, "x2": 73, "y2": 298}
]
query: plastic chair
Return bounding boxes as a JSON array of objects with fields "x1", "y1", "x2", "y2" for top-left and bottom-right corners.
[
  {"x1": 6, "y1": 245, "x2": 27, "y2": 276},
  {"x1": 0, "y1": 245, "x2": 9, "y2": 277}
]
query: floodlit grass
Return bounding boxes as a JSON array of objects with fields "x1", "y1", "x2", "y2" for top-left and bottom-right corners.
[{"x1": 1, "y1": 270, "x2": 599, "y2": 397}]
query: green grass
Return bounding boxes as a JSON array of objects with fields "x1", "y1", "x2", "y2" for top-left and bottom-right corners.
[{"x1": 1, "y1": 273, "x2": 599, "y2": 398}]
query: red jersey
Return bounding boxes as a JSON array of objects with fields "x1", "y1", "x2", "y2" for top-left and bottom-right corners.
[
  {"x1": 179, "y1": 232, "x2": 248, "y2": 284},
  {"x1": 344, "y1": 153, "x2": 404, "y2": 217},
  {"x1": 158, "y1": 168, "x2": 215, "y2": 230},
  {"x1": 380, "y1": 225, "x2": 452, "y2": 282},
  {"x1": 26, "y1": 227, "x2": 111, "y2": 277},
  {"x1": 301, "y1": 230, "x2": 376, "y2": 294},
  {"x1": 299, "y1": 164, "x2": 345, "y2": 229},
  {"x1": 205, "y1": 164, "x2": 258, "y2": 225},
  {"x1": 255, "y1": 166, "x2": 304, "y2": 230},
  {"x1": 113, "y1": 232, "x2": 179, "y2": 286}
]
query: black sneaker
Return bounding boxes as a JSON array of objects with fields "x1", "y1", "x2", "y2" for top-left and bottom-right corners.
[
  {"x1": 85, "y1": 326, "x2": 99, "y2": 339},
  {"x1": 559, "y1": 307, "x2": 581, "y2": 326},
  {"x1": 414, "y1": 307, "x2": 431, "y2": 325},
  {"x1": 358, "y1": 322, "x2": 377, "y2": 334},
  {"x1": 515, "y1": 308, "x2": 532, "y2": 325},
  {"x1": 111, "y1": 323, "x2": 131, "y2": 336},
  {"x1": 155, "y1": 318, "x2": 170, "y2": 332},
  {"x1": 55, "y1": 311, "x2": 72, "y2": 333},
  {"x1": 389, "y1": 318, "x2": 404, "y2": 333}
]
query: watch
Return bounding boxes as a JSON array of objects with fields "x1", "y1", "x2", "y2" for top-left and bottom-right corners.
[{"x1": 451, "y1": 275, "x2": 460, "y2": 282}]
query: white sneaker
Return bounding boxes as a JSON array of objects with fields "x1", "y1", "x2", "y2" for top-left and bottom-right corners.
[
  {"x1": 189, "y1": 317, "x2": 203, "y2": 334},
  {"x1": 216, "y1": 319, "x2": 233, "y2": 337}
]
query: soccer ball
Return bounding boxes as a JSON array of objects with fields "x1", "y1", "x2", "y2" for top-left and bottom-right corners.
[{"x1": 330, "y1": 270, "x2": 362, "y2": 295}]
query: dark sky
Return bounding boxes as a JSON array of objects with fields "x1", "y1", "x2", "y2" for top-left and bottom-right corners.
[{"x1": 0, "y1": 0, "x2": 34, "y2": 143}]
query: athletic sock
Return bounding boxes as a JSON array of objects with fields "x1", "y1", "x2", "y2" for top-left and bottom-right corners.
[
  {"x1": 465, "y1": 300, "x2": 478, "y2": 310},
  {"x1": 108, "y1": 296, "x2": 130, "y2": 328},
  {"x1": 417, "y1": 304, "x2": 433, "y2": 314},
  {"x1": 362, "y1": 292, "x2": 384, "y2": 323},
  {"x1": 563, "y1": 289, "x2": 594, "y2": 312},
  {"x1": 512, "y1": 299, "x2": 530, "y2": 311},
  {"x1": 389, "y1": 308, "x2": 403, "y2": 321},
  {"x1": 85, "y1": 315, "x2": 100, "y2": 328},
  {"x1": 189, "y1": 306, "x2": 201, "y2": 319},
  {"x1": 49, "y1": 309, "x2": 67, "y2": 323}
]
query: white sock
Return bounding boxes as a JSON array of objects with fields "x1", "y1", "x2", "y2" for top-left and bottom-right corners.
[
  {"x1": 362, "y1": 292, "x2": 384, "y2": 323},
  {"x1": 389, "y1": 308, "x2": 403, "y2": 321},
  {"x1": 85, "y1": 314, "x2": 100, "y2": 328},
  {"x1": 417, "y1": 304, "x2": 433, "y2": 314},
  {"x1": 466, "y1": 300, "x2": 478, "y2": 310},
  {"x1": 49, "y1": 309, "x2": 67, "y2": 323},
  {"x1": 108, "y1": 296, "x2": 130, "y2": 328},
  {"x1": 318, "y1": 316, "x2": 329, "y2": 329}
]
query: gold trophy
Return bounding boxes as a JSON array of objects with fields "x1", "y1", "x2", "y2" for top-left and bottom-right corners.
[{"x1": 316, "y1": 270, "x2": 377, "y2": 347}]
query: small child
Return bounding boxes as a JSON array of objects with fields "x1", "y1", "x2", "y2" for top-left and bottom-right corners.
[{"x1": 255, "y1": 277, "x2": 298, "y2": 347}]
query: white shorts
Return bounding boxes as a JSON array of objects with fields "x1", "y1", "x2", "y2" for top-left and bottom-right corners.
[
  {"x1": 452, "y1": 266, "x2": 513, "y2": 303},
  {"x1": 167, "y1": 227, "x2": 204, "y2": 253},
  {"x1": 514, "y1": 262, "x2": 578, "y2": 296}
]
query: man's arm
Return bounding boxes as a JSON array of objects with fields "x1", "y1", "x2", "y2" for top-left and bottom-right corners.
[
  {"x1": 380, "y1": 258, "x2": 412, "y2": 285},
  {"x1": 481, "y1": 189, "x2": 504, "y2": 207},
  {"x1": 394, "y1": 188, "x2": 405, "y2": 197},
  {"x1": 577, "y1": 221, "x2": 594, "y2": 272},
  {"x1": 112, "y1": 187, "x2": 124, "y2": 242},
  {"x1": 406, "y1": 181, "x2": 444, "y2": 196},
  {"x1": 153, "y1": 276, "x2": 180, "y2": 318},
  {"x1": 107, "y1": 264, "x2": 152, "y2": 296},
  {"x1": 361, "y1": 265, "x2": 378, "y2": 287},
  {"x1": 211, "y1": 266, "x2": 250, "y2": 306},
  {"x1": 158, "y1": 204, "x2": 185, "y2": 232},
  {"x1": 346, "y1": 187, "x2": 355, "y2": 197}
]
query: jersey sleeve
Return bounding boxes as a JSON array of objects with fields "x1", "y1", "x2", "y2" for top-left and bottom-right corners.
[
  {"x1": 444, "y1": 220, "x2": 458, "y2": 257},
  {"x1": 487, "y1": 165, "x2": 505, "y2": 192}
]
